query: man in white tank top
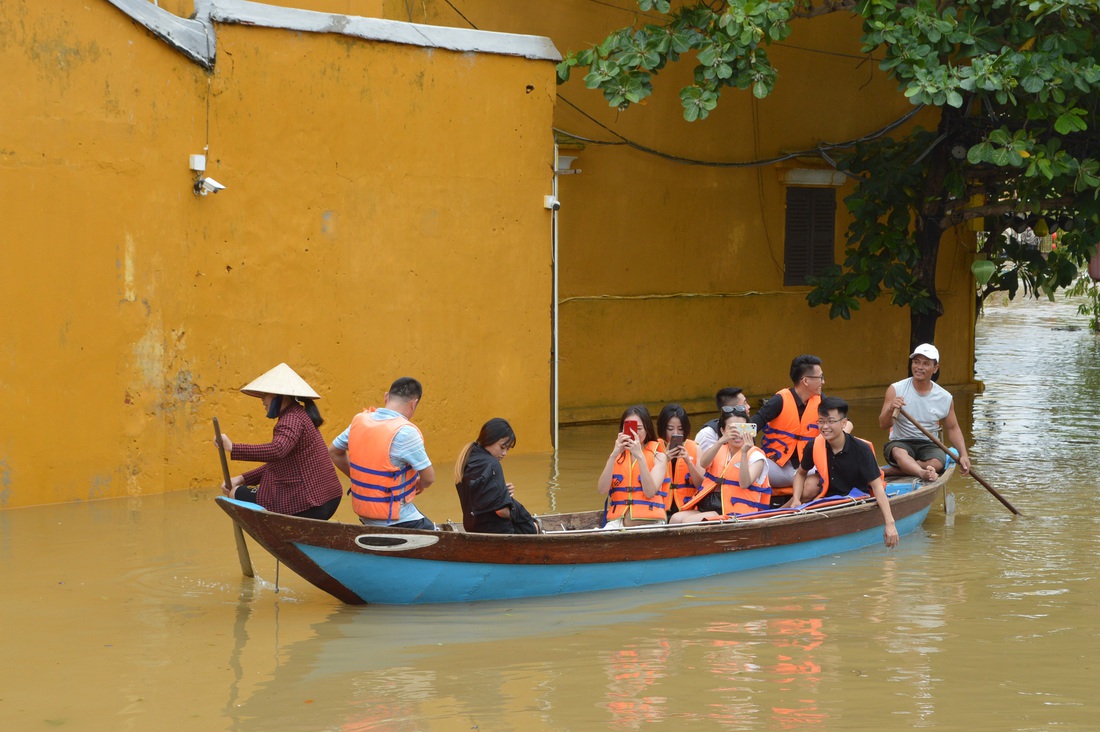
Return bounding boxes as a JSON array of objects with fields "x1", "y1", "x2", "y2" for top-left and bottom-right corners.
[{"x1": 877, "y1": 344, "x2": 971, "y2": 481}]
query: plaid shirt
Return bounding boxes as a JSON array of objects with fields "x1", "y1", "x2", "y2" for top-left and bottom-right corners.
[{"x1": 233, "y1": 403, "x2": 343, "y2": 515}]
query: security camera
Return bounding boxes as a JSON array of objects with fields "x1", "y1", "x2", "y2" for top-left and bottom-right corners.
[
  {"x1": 195, "y1": 177, "x2": 226, "y2": 196},
  {"x1": 543, "y1": 195, "x2": 561, "y2": 211}
]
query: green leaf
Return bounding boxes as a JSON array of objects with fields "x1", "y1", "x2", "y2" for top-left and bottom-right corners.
[
  {"x1": 967, "y1": 142, "x2": 992, "y2": 164},
  {"x1": 1020, "y1": 75, "x2": 1044, "y2": 93},
  {"x1": 1055, "y1": 111, "x2": 1088, "y2": 134}
]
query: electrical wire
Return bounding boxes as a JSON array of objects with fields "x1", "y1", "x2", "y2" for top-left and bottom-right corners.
[
  {"x1": 437, "y1": 0, "x2": 921, "y2": 168},
  {"x1": 556, "y1": 95, "x2": 926, "y2": 167},
  {"x1": 751, "y1": 96, "x2": 787, "y2": 275},
  {"x1": 441, "y1": 0, "x2": 477, "y2": 28},
  {"x1": 559, "y1": 290, "x2": 803, "y2": 304},
  {"x1": 582, "y1": 0, "x2": 666, "y2": 18}
]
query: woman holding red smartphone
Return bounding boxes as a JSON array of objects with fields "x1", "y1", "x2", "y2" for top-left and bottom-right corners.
[
  {"x1": 656, "y1": 403, "x2": 706, "y2": 515},
  {"x1": 597, "y1": 405, "x2": 668, "y2": 528}
]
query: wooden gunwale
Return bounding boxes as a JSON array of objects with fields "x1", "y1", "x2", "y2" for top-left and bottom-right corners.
[{"x1": 216, "y1": 470, "x2": 948, "y2": 605}]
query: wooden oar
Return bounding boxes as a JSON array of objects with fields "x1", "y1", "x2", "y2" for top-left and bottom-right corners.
[
  {"x1": 214, "y1": 417, "x2": 254, "y2": 577},
  {"x1": 895, "y1": 407, "x2": 1022, "y2": 516}
]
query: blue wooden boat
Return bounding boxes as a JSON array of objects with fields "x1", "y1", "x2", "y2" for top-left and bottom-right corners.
[{"x1": 215, "y1": 468, "x2": 950, "y2": 605}]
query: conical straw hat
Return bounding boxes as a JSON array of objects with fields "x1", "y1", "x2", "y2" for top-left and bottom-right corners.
[{"x1": 240, "y1": 363, "x2": 321, "y2": 400}]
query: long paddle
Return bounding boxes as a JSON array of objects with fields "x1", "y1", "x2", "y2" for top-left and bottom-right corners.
[
  {"x1": 214, "y1": 417, "x2": 255, "y2": 577},
  {"x1": 895, "y1": 407, "x2": 1022, "y2": 516}
]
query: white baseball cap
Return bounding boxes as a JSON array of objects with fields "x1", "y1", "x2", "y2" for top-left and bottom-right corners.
[{"x1": 909, "y1": 343, "x2": 940, "y2": 362}]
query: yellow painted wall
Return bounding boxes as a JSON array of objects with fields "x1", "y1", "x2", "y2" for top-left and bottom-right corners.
[
  {"x1": 400, "y1": 1, "x2": 978, "y2": 421},
  {"x1": 0, "y1": 1, "x2": 556, "y2": 507}
]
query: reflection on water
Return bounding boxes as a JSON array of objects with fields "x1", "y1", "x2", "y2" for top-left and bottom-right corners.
[{"x1": 2, "y1": 298, "x2": 1100, "y2": 730}]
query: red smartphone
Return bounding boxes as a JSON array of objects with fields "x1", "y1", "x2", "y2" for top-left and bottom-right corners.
[
  {"x1": 624, "y1": 422, "x2": 639, "y2": 439},
  {"x1": 668, "y1": 434, "x2": 685, "y2": 451}
]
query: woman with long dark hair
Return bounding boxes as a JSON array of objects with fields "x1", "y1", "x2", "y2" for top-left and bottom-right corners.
[
  {"x1": 454, "y1": 418, "x2": 539, "y2": 534},
  {"x1": 656, "y1": 403, "x2": 706, "y2": 515},
  {"x1": 597, "y1": 404, "x2": 668, "y2": 528},
  {"x1": 215, "y1": 363, "x2": 343, "y2": 520}
]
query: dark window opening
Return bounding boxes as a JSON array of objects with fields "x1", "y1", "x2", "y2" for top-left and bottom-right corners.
[{"x1": 784, "y1": 187, "x2": 836, "y2": 286}]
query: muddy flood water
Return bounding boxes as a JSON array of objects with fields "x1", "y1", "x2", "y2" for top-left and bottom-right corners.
[{"x1": 3, "y1": 297, "x2": 1099, "y2": 731}]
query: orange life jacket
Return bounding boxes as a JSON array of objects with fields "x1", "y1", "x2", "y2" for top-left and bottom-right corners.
[
  {"x1": 760, "y1": 390, "x2": 820, "y2": 467},
  {"x1": 810, "y1": 434, "x2": 884, "y2": 498},
  {"x1": 604, "y1": 441, "x2": 666, "y2": 522},
  {"x1": 658, "y1": 438, "x2": 699, "y2": 511},
  {"x1": 687, "y1": 444, "x2": 772, "y2": 515},
  {"x1": 347, "y1": 409, "x2": 423, "y2": 522}
]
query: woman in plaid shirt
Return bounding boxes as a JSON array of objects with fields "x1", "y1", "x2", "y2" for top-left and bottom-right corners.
[{"x1": 216, "y1": 364, "x2": 343, "y2": 519}]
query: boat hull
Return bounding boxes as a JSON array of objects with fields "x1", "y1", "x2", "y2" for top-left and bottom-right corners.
[{"x1": 216, "y1": 471, "x2": 947, "y2": 605}]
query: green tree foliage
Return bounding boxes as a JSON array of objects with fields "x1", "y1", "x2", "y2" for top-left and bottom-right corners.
[{"x1": 559, "y1": 0, "x2": 1100, "y2": 346}]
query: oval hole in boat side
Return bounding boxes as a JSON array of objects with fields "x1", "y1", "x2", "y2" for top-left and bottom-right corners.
[
  {"x1": 354, "y1": 534, "x2": 440, "y2": 552},
  {"x1": 355, "y1": 536, "x2": 406, "y2": 547}
]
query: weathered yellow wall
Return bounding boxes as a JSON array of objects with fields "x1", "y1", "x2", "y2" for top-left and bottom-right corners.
[
  {"x1": 0, "y1": 1, "x2": 556, "y2": 507},
  {"x1": 400, "y1": 1, "x2": 977, "y2": 421}
]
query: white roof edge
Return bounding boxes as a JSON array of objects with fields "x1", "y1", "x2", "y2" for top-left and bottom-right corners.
[
  {"x1": 105, "y1": 0, "x2": 215, "y2": 68},
  {"x1": 209, "y1": 0, "x2": 561, "y2": 62},
  {"x1": 102, "y1": 0, "x2": 561, "y2": 67}
]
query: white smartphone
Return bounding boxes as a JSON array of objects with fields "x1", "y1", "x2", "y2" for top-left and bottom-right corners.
[{"x1": 734, "y1": 423, "x2": 757, "y2": 438}]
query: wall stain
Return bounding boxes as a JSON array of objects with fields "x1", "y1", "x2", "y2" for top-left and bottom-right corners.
[
  {"x1": 103, "y1": 78, "x2": 120, "y2": 116},
  {"x1": 174, "y1": 368, "x2": 200, "y2": 406},
  {"x1": 87, "y1": 474, "x2": 111, "y2": 501},
  {"x1": 0, "y1": 459, "x2": 11, "y2": 507},
  {"x1": 28, "y1": 25, "x2": 101, "y2": 90}
]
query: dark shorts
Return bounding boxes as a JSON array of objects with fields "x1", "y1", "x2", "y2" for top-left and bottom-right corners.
[
  {"x1": 884, "y1": 439, "x2": 946, "y2": 467},
  {"x1": 232, "y1": 486, "x2": 260, "y2": 503},
  {"x1": 696, "y1": 491, "x2": 723, "y2": 514},
  {"x1": 231, "y1": 487, "x2": 340, "y2": 520},
  {"x1": 295, "y1": 496, "x2": 341, "y2": 521}
]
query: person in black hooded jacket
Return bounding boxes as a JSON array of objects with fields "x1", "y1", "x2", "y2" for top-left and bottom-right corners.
[{"x1": 454, "y1": 418, "x2": 539, "y2": 534}]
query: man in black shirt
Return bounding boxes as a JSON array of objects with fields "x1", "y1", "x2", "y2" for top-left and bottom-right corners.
[{"x1": 792, "y1": 396, "x2": 899, "y2": 547}]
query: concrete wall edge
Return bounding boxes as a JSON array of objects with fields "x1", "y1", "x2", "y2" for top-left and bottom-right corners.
[
  {"x1": 104, "y1": 0, "x2": 215, "y2": 67},
  {"x1": 103, "y1": 0, "x2": 561, "y2": 69},
  {"x1": 210, "y1": 0, "x2": 562, "y2": 61}
]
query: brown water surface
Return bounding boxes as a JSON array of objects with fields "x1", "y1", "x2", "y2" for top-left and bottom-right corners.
[{"x1": 3, "y1": 298, "x2": 1099, "y2": 730}]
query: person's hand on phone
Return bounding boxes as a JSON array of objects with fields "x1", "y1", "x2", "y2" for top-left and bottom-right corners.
[{"x1": 667, "y1": 444, "x2": 686, "y2": 461}]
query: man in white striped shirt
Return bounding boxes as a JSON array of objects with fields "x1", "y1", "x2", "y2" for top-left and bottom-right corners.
[{"x1": 330, "y1": 377, "x2": 436, "y2": 529}]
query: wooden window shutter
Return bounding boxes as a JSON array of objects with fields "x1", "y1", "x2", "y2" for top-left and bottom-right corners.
[{"x1": 784, "y1": 187, "x2": 836, "y2": 286}]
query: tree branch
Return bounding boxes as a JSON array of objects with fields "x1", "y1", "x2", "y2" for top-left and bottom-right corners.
[{"x1": 940, "y1": 196, "x2": 1077, "y2": 228}]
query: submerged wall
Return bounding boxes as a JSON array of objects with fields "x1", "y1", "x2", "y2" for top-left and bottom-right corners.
[{"x1": 0, "y1": 0, "x2": 558, "y2": 507}]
